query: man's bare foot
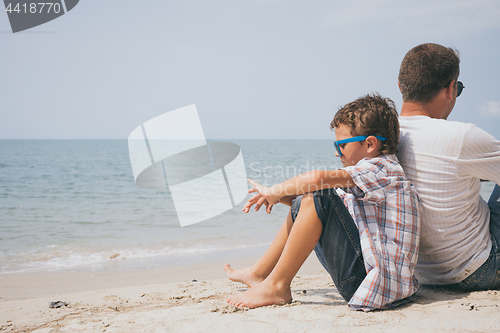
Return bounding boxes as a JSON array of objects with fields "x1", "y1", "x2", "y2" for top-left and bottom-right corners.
[
  {"x1": 224, "y1": 264, "x2": 265, "y2": 288},
  {"x1": 226, "y1": 278, "x2": 292, "y2": 309}
]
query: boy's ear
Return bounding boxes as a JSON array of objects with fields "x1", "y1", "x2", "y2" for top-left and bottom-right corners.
[{"x1": 365, "y1": 136, "x2": 378, "y2": 153}]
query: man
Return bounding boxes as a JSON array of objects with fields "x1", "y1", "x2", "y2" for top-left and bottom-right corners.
[{"x1": 396, "y1": 43, "x2": 500, "y2": 290}]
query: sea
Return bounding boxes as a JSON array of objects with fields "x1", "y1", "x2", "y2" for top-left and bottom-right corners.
[{"x1": 0, "y1": 140, "x2": 495, "y2": 274}]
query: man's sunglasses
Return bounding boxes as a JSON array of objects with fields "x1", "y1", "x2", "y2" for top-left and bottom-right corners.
[
  {"x1": 446, "y1": 80, "x2": 465, "y2": 97},
  {"x1": 334, "y1": 135, "x2": 386, "y2": 157},
  {"x1": 457, "y1": 81, "x2": 465, "y2": 97}
]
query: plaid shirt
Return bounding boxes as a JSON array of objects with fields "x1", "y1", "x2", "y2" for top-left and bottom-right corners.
[{"x1": 337, "y1": 154, "x2": 420, "y2": 311}]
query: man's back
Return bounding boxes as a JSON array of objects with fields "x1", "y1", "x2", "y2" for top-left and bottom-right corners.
[{"x1": 397, "y1": 116, "x2": 500, "y2": 284}]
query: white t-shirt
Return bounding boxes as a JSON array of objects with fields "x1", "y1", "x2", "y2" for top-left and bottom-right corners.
[{"x1": 397, "y1": 116, "x2": 500, "y2": 285}]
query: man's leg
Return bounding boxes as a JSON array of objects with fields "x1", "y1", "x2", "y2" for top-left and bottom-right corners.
[
  {"x1": 488, "y1": 184, "x2": 500, "y2": 244},
  {"x1": 487, "y1": 184, "x2": 500, "y2": 289},
  {"x1": 225, "y1": 211, "x2": 294, "y2": 287},
  {"x1": 444, "y1": 184, "x2": 500, "y2": 291},
  {"x1": 226, "y1": 193, "x2": 323, "y2": 308}
]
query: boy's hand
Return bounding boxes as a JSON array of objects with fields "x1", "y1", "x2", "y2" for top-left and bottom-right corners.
[
  {"x1": 242, "y1": 179, "x2": 281, "y2": 214},
  {"x1": 247, "y1": 179, "x2": 281, "y2": 205},
  {"x1": 242, "y1": 192, "x2": 274, "y2": 214}
]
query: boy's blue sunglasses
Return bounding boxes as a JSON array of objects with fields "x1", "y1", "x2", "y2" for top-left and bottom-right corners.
[{"x1": 334, "y1": 135, "x2": 386, "y2": 157}]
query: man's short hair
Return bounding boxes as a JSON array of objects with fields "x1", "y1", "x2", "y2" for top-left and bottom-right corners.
[
  {"x1": 331, "y1": 93, "x2": 399, "y2": 155},
  {"x1": 398, "y1": 43, "x2": 460, "y2": 103}
]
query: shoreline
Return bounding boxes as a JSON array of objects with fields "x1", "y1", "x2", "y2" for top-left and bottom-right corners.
[
  {"x1": 0, "y1": 243, "x2": 274, "y2": 276},
  {"x1": 0, "y1": 250, "x2": 325, "y2": 301}
]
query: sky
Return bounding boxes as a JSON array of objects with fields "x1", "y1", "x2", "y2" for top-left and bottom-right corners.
[{"x1": 1, "y1": 0, "x2": 500, "y2": 140}]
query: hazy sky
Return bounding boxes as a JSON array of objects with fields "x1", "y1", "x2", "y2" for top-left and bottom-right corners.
[{"x1": 1, "y1": 0, "x2": 499, "y2": 140}]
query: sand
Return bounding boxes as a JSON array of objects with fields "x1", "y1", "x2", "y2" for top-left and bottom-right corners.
[{"x1": 1, "y1": 254, "x2": 499, "y2": 333}]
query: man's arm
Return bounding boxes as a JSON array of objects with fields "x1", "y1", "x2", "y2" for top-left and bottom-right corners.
[{"x1": 458, "y1": 126, "x2": 500, "y2": 185}]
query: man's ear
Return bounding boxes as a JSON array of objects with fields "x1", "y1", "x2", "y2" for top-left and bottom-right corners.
[
  {"x1": 445, "y1": 80, "x2": 455, "y2": 100},
  {"x1": 398, "y1": 81, "x2": 402, "y2": 92}
]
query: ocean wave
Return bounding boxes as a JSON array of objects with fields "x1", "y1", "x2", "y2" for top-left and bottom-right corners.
[{"x1": 0, "y1": 242, "x2": 270, "y2": 274}]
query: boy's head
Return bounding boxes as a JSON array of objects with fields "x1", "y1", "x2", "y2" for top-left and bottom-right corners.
[{"x1": 331, "y1": 93, "x2": 399, "y2": 167}]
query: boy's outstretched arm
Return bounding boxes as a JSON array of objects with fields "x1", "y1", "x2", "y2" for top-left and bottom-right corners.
[{"x1": 249, "y1": 169, "x2": 355, "y2": 206}]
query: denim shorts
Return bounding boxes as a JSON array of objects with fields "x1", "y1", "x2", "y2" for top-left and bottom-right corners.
[
  {"x1": 291, "y1": 188, "x2": 367, "y2": 302},
  {"x1": 443, "y1": 184, "x2": 500, "y2": 291}
]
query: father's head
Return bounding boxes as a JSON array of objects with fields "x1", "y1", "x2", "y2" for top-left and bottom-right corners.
[{"x1": 398, "y1": 43, "x2": 460, "y2": 105}]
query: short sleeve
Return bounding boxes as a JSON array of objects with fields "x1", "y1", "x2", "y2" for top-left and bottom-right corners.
[
  {"x1": 343, "y1": 157, "x2": 392, "y2": 203},
  {"x1": 457, "y1": 126, "x2": 500, "y2": 184}
]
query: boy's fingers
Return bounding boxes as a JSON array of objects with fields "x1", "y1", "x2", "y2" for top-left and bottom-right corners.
[
  {"x1": 243, "y1": 201, "x2": 254, "y2": 211},
  {"x1": 249, "y1": 193, "x2": 261, "y2": 202},
  {"x1": 243, "y1": 202, "x2": 255, "y2": 213},
  {"x1": 255, "y1": 197, "x2": 266, "y2": 211},
  {"x1": 266, "y1": 204, "x2": 273, "y2": 214},
  {"x1": 245, "y1": 193, "x2": 260, "y2": 205},
  {"x1": 243, "y1": 196, "x2": 258, "y2": 212},
  {"x1": 247, "y1": 178, "x2": 262, "y2": 189},
  {"x1": 242, "y1": 192, "x2": 264, "y2": 213}
]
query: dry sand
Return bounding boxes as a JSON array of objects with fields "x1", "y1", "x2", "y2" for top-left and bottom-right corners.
[{"x1": 1, "y1": 254, "x2": 499, "y2": 333}]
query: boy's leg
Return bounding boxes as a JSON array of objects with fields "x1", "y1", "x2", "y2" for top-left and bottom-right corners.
[
  {"x1": 227, "y1": 193, "x2": 323, "y2": 308},
  {"x1": 304, "y1": 188, "x2": 367, "y2": 301},
  {"x1": 225, "y1": 211, "x2": 294, "y2": 287}
]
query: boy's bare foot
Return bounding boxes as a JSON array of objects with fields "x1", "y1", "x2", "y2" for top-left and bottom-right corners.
[
  {"x1": 224, "y1": 264, "x2": 265, "y2": 288},
  {"x1": 226, "y1": 278, "x2": 292, "y2": 309}
]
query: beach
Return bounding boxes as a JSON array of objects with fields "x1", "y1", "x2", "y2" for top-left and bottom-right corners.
[
  {"x1": 2, "y1": 253, "x2": 500, "y2": 333},
  {"x1": 1, "y1": 140, "x2": 499, "y2": 332}
]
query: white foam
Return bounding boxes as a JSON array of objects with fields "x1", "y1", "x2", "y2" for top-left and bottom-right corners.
[{"x1": 0, "y1": 242, "x2": 270, "y2": 274}]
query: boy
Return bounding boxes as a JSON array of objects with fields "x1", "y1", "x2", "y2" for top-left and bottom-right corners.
[{"x1": 225, "y1": 94, "x2": 420, "y2": 311}]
